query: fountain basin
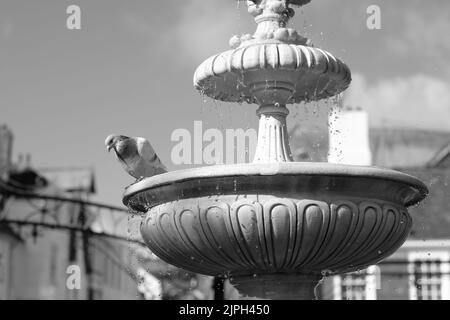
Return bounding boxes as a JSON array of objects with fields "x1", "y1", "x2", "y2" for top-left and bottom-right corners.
[
  {"x1": 194, "y1": 43, "x2": 351, "y2": 105},
  {"x1": 123, "y1": 163, "x2": 427, "y2": 293}
]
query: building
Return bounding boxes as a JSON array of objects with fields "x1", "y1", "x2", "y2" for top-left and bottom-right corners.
[
  {"x1": 0, "y1": 166, "x2": 140, "y2": 300},
  {"x1": 305, "y1": 107, "x2": 450, "y2": 300},
  {"x1": 0, "y1": 125, "x2": 140, "y2": 300}
]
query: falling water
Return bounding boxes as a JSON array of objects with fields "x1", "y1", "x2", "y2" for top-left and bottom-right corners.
[
  {"x1": 314, "y1": 276, "x2": 325, "y2": 300},
  {"x1": 126, "y1": 208, "x2": 138, "y2": 297}
]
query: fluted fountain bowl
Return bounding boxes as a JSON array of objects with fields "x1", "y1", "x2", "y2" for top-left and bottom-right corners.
[
  {"x1": 123, "y1": 162, "x2": 427, "y2": 298},
  {"x1": 194, "y1": 42, "x2": 352, "y2": 105}
]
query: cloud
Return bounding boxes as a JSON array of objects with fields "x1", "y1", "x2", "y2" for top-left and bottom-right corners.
[
  {"x1": 390, "y1": 8, "x2": 450, "y2": 52},
  {"x1": 384, "y1": 7, "x2": 450, "y2": 76},
  {"x1": 121, "y1": 1, "x2": 244, "y2": 65},
  {"x1": 173, "y1": 0, "x2": 245, "y2": 63},
  {"x1": 345, "y1": 72, "x2": 450, "y2": 131}
]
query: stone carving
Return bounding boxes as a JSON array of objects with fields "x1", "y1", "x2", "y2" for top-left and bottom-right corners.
[
  {"x1": 122, "y1": 0, "x2": 428, "y2": 299},
  {"x1": 193, "y1": 1, "x2": 350, "y2": 165},
  {"x1": 253, "y1": 105, "x2": 294, "y2": 162},
  {"x1": 194, "y1": 39, "x2": 350, "y2": 105},
  {"x1": 141, "y1": 196, "x2": 411, "y2": 277},
  {"x1": 233, "y1": 0, "x2": 311, "y2": 48}
]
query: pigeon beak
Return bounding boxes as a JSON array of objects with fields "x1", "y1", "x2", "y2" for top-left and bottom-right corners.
[{"x1": 107, "y1": 145, "x2": 112, "y2": 152}]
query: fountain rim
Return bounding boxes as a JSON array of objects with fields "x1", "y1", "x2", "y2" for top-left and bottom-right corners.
[{"x1": 122, "y1": 162, "x2": 428, "y2": 210}]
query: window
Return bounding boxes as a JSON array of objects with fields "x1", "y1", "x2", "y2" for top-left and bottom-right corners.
[
  {"x1": 333, "y1": 266, "x2": 379, "y2": 300},
  {"x1": 408, "y1": 251, "x2": 450, "y2": 300}
]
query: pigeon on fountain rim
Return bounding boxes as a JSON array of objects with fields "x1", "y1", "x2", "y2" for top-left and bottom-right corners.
[{"x1": 105, "y1": 134, "x2": 167, "y2": 181}]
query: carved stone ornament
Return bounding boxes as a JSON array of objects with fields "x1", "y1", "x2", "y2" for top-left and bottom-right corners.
[
  {"x1": 193, "y1": 0, "x2": 350, "y2": 163},
  {"x1": 124, "y1": 163, "x2": 427, "y2": 299},
  {"x1": 122, "y1": 0, "x2": 428, "y2": 299}
]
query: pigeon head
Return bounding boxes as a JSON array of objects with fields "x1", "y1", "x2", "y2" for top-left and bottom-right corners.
[{"x1": 105, "y1": 134, "x2": 129, "y2": 152}]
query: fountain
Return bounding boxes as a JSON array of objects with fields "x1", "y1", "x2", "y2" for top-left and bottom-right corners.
[{"x1": 122, "y1": 0, "x2": 428, "y2": 299}]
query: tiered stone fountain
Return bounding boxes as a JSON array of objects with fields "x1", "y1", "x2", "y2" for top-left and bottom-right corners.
[{"x1": 123, "y1": 0, "x2": 428, "y2": 299}]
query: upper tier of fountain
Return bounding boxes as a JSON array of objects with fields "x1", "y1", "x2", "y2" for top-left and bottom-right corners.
[{"x1": 194, "y1": 0, "x2": 351, "y2": 105}]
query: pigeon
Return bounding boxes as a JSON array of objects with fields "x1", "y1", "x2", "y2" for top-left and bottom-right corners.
[{"x1": 105, "y1": 134, "x2": 167, "y2": 180}]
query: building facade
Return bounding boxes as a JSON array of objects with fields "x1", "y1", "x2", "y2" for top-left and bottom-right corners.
[
  {"x1": 0, "y1": 175, "x2": 140, "y2": 300},
  {"x1": 317, "y1": 107, "x2": 450, "y2": 300},
  {"x1": 0, "y1": 124, "x2": 140, "y2": 300}
]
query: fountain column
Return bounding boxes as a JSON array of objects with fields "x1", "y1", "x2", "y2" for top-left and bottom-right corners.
[
  {"x1": 253, "y1": 104, "x2": 294, "y2": 163},
  {"x1": 246, "y1": 0, "x2": 301, "y2": 164}
]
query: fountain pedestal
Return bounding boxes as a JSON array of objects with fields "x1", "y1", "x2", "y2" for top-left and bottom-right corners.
[
  {"x1": 254, "y1": 105, "x2": 293, "y2": 163},
  {"x1": 233, "y1": 274, "x2": 321, "y2": 300},
  {"x1": 122, "y1": 0, "x2": 428, "y2": 300}
]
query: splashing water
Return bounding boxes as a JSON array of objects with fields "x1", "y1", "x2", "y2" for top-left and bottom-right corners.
[{"x1": 314, "y1": 276, "x2": 325, "y2": 300}]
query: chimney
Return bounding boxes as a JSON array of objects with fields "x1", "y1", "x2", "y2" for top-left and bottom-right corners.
[
  {"x1": 0, "y1": 125, "x2": 14, "y2": 178},
  {"x1": 328, "y1": 106, "x2": 372, "y2": 166}
]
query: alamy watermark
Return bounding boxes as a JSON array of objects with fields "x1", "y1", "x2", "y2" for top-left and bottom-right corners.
[
  {"x1": 171, "y1": 121, "x2": 257, "y2": 165},
  {"x1": 66, "y1": 5, "x2": 81, "y2": 30},
  {"x1": 366, "y1": 5, "x2": 381, "y2": 30},
  {"x1": 66, "y1": 264, "x2": 81, "y2": 290}
]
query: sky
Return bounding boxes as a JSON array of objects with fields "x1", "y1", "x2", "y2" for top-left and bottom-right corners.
[{"x1": 1, "y1": 0, "x2": 449, "y2": 206}]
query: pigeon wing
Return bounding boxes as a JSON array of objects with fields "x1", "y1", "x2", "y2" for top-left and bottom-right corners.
[
  {"x1": 113, "y1": 139, "x2": 139, "y2": 178},
  {"x1": 136, "y1": 137, "x2": 167, "y2": 172}
]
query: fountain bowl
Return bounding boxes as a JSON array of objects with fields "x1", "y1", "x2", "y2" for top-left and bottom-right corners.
[
  {"x1": 123, "y1": 162, "x2": 427, "y2": 289},
  {"x1": 194, "y1": 43, "x2": 351, "y2": 105}
]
